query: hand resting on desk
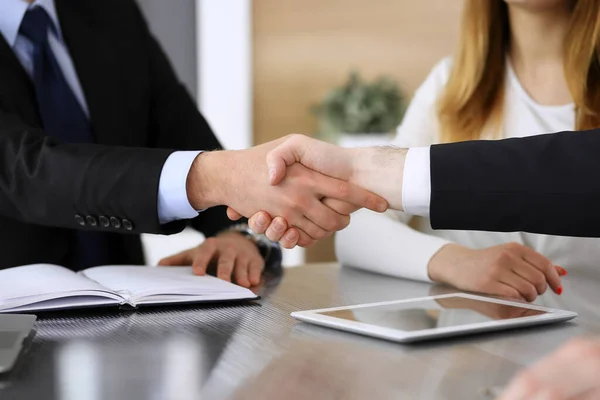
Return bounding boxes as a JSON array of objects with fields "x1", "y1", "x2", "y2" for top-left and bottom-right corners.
[
  {"x1": 158, "y1": 231, "x2": 264, "y2": 288},
  {"x1": 428, "y1": 243, "x2": 565, "y2": 302}
]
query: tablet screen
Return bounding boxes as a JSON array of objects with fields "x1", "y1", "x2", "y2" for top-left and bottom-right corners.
[{"x1": 318, "y1": 296, "x2": 547, "y2": 331}]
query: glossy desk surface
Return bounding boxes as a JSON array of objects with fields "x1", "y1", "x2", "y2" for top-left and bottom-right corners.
[{"x1": 1, "y1": 263, "x2": 598, "y2": 400}]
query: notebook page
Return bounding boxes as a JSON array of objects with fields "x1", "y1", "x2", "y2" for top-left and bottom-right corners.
[
  {"x1": 81, "y1": 266, "x2": 256, "y2": 302},
  {"x1": 4, "y1": 296, "x2": 121, "y2": 313},
  {"x1": 0, "y1": 264, "x2": 122, "y2": 311}
]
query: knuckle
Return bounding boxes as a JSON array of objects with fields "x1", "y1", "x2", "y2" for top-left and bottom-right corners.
[
  {"x1": 322, "y1": 217, "x2": 337, "y2": 232},
  {"x1": 476, "y1": 277, "x2": 494, "y2": 291},
  {"x1": 336, "y1": 181, "x2": 351, "y2": 199},
  {"x1": 489, "y1": 263, "x2": 505, "y2": 279},
  {"x1": 505, "y1": 242, "x2": 521, "y2": 251},
  {"x1": 534, "y1": 273, "x2": 547, "y2": 294},
  {"x1": 289, "y1": 133, "x2": 302, "y2": 143},
  {"x1": 291, "y1": 196, "x2": 308, "y2": 212},
  {"x1": 525, "y1": 286, "x2": 537, "y2": 301},
  {"x1": 496, "y1": 251, "x2": 511, "y2": 264},
  {"x1": 313, "y1": 229, "x2": 327, "y2": 240},
  {"x1": 537, "y1": 281, "x2": 548, "y2": 295}
]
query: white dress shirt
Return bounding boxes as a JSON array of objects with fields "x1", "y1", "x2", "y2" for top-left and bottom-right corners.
[
  {"x1": 336, "y1": 56, "x2": 600, "y2": 284},
  {"x1": 0, "y1": 0, "x2": 200, "y2": 224}
]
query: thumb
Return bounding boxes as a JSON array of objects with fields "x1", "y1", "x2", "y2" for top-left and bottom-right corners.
[{"x1": 266, "y1": 134, "x2": 308, "y2": 185}]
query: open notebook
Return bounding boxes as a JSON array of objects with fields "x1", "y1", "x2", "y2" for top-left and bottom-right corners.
[{"x1": 0, "y1": 264, "x2": 258, "y2": 313}]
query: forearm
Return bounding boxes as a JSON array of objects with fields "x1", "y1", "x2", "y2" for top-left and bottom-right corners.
[
  {"x1": 185, "y1": 150, "x2": 233, "y2": 210},
  {"x1": 335, "y1": 209, "x2": 450, "y2": 282},
  {"x1": 349, "y1": 147, "x2": 407, "y2": 211},
  {"x1": 0, "y1": 114, "x2": 178, "y2": 234}
]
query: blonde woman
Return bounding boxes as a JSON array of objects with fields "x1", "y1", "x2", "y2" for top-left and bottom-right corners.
[{"x1": 335, "y1": 0, "x2": 600, "y2": 302}]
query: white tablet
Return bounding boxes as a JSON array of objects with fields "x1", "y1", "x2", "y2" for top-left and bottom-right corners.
[{"x1": 291, "y1": 293, "x2": 577, "y2": 343}]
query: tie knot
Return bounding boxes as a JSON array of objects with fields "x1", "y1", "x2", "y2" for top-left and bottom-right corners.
[{"x1": 19, "y1": 7, "x2": 56, "y2": 46}]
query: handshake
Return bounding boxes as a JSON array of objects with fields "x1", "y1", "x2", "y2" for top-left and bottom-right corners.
[{"x1": 186, "y1": 134, "x2": 407, "y2": 248}]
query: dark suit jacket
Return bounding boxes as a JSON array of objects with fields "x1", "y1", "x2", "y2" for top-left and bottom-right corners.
[
  {"x1": 430, "y1": 129, "x2": 600, "y2": 237},
  {"x1": 0, "y1": 0, "x2": 237, "y2": 268}
]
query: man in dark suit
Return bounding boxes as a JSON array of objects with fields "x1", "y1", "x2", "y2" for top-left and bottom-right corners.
[
  {"x1": 242, "y1": 131, "x2": 600, "y2": 244},
  {"x1": 0, "y1": 0, "x2": 386, "y2": 286}
]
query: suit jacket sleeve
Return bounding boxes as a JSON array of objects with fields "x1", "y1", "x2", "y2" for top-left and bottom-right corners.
[
  {"x1": 430, "y1": 129, "x2": 600, "y2": 237},
  {"x1": 132, "y1": 2, "x2": 238, "y2": 237},
  {"x1": 0, "y1": 109, "x2": 180, "y2": 235}
]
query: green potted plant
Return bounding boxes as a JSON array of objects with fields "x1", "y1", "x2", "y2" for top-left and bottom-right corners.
[{"x1": 313, "y1": 71, "x2": 407, "y2": 147}]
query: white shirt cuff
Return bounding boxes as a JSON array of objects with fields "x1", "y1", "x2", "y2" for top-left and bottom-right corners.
[
  {"x1": 157, "y1": 151, "x2": 203, "y2": 224},
  {"x1": 402, "y1": 146, "x2": 431, "y2": 217}
]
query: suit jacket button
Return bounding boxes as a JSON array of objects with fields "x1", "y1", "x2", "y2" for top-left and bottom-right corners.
[
  {"x1": 85, "y1": 216, "x2": 98, "y2": 227},
  {"x1": 109, "y1": 217, "x2": 121, "y2": 229},
  {"x1": 75, "y1": 214, "x2": 85, "y2": 226},
  {"x1": 122, "y1": 219, "x2": 134, "y2": 231},
  {"x1": 99, "y1": 216, "x2": 110, "y2": 228}
]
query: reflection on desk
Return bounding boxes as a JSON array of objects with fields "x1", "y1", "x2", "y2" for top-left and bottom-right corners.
[{"x1": 0, "y1": 263, "x2": 596, "y2": 400}]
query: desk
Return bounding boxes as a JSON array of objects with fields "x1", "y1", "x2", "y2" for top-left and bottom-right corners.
[{"x1": 1, "y1": 263, "x2": 598, "y2": 400}]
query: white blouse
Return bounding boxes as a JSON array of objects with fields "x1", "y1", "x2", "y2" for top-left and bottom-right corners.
[{"x1": 335, "y1": 57, "x2": 600, "y2": 289}]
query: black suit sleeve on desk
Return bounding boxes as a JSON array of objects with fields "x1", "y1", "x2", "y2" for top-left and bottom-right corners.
[
  {"x1": 0, "y1": 110, "x2": 181, "y2": 235},
  {"x1": 430, "y1": 129, "x2": 600, "y2": 237}
]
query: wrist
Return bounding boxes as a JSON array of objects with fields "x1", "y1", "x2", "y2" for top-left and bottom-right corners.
[
  {"x1": 427, "y1": 243, "x2": 471, "y2": 283},
  {"x1": 186, "y1": 151, "x2": 228, "y2": 210},
  {"x1": 221, "y1": 223, "x2": 274, "y2": 261},
  {"x1": 350, "y1": 146, "x2": 406, "y2": 210}
]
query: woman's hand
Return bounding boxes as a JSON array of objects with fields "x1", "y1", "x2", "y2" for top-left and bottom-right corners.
[
  {"x1": 498, "y1": 337, "x2": 600, "y2": 399},
  {"x1": 158, "y1": 231, "x2": 265, "y2": 288},
  {"x1": 428, "y1": 242, "x2": 566, "y2": 302}
]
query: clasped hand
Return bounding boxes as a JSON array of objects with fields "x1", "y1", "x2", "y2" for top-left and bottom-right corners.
[{"x1": 222, "y1": 134, "x2": 389, "y2": 247}]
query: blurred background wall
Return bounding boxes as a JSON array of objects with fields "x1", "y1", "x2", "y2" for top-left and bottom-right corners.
[
  {"x1": 253, "y1": 0, "x2": 463, "y2": 263},
  {"x1": 137, "y1": 0, "x2": 197, "y2": 99},
  {"x1": 137, "y1": 0, "x2": 464, "y2": 266}
]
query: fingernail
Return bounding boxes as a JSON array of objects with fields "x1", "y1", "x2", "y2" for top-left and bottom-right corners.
[
  {"x1": 378, "y1": 200, "x2": 387, "y2": 212},
  {"x1": 268, "y1": 168, "x2": 276, "y2": 183},
  {"x1": 274, "y1": 221, "x2": 285, "y2": 232},
  {"x1": 556, "y1": 286, "x2": 563, "y2": 295},
  {"x1": 256, "y1": 213, "x2": 268, "y2": 227},
  {"x1": 556, "y1": 266, "x2": 568, "y2": 276},
  {"x1": 285, "y1": 230, "x2": 298, "y2": 241}
]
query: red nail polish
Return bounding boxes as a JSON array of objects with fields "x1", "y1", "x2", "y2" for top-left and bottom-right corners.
[
  {"x1": 556, "y1": 266, "x2": 568, "y2": 276},
  {"x1": 556, "y1": 286, "x2": 563, "y2": 295}
]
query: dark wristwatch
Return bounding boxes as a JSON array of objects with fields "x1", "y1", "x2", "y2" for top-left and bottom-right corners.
[{"x1": 224, "y1": 223, "x2": 280, "y2": 265}]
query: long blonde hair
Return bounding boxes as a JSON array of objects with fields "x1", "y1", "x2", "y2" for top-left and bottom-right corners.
[{"x1": 437, "y1": 0, "x2": 600, "y2": 143}]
